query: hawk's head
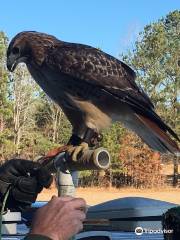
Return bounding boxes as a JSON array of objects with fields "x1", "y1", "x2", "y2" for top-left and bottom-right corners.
[{"x1": 7, "y1": 31, "x2": 59, "y2": 72}]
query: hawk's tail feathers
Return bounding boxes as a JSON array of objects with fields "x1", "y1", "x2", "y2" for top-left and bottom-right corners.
[{"x1": 127, "y1": 113, "x2": 179, "y2": 155}]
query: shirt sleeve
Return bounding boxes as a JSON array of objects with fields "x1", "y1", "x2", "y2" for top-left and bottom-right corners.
[{"x1": 24, "y1": 234, "x2": 52, "y2": 240}]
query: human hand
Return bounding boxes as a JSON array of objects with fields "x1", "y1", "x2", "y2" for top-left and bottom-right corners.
[
  {"x1": 0, "y1": 159, "x2": 53, "y2": 211},
  {"x1": 30, "y1": 196, "x2": 87, "y2": 240}
]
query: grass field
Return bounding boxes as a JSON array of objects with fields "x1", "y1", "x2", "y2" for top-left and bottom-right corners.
[
  {"x1": 37, "y1": 186, "x2": 180, "y2": 205},
  {"x1": 37, "y1": 164, "x2": 180, "y2": 205}
]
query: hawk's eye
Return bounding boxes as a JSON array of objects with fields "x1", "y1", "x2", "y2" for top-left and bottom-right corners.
[{"x1": 12, "y1": 47, "x2": 20, "y2": 55}]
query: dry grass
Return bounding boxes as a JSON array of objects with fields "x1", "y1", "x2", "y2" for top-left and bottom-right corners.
[
  {"x1": 162, "y1": 164, "x2": 180, "y2": 175},
  {"x1": 37, "y1": 186, "x2": 180, "y2": 205},
  {"x1": 37, "y1": 163, "x2": 180, "y2": 205}
]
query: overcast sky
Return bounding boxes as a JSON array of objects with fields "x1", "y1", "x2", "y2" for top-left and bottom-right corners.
[{"x1": 1, "y1": 0, "x2": 180, "y2": 57}]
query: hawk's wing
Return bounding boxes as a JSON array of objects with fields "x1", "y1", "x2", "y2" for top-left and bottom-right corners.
[
  {"x1": 47, "y1": 43, "x2": 153, "y2": 107},
  {"x1": 46, "y1": 43, "x2": 178, "y2": 141}
]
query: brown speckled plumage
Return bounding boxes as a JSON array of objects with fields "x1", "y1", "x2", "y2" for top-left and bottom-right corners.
[{"x1": 7, "y1": 31, "x2": 179, "y2": 154}]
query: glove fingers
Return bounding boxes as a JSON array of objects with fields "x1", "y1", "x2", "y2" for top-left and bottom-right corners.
[
  {"x1": 0, "y1": 159, "x2": 52, "y2": 188},
  {"x1": 17, "y1": 176, "x2": 42, "y2": 193},
  {"x1": 14, "y1": 160, "x2": 40, "y2": 176},
  {"x1": 37, "y1": 168, "x2": 53, "y2": 188},
  {"x1": 0, "y1": 159, "x2": 51, "y2": 212},
  {"x1": 0, "y1": 159, "x2": 40, "y2": 183},
  {"x1": 12, "y1": 161, "x2": 53, "y2": 190},
  {"x1": 16, "y1": 160, "x2": 53, "y2": 188},
  {"x1": 12, "y1": 187, "x2": 38, "y2": 204},
  {"x1": 14, "y1": 161, "x2": 53, "y2": 189},
  {"x1": 4, "y1": 176, "x2": 43, "y2": 211}
]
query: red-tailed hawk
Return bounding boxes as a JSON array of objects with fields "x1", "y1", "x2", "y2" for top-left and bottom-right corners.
[{"x1": 7, "y1": 31, "x2": 179, "y2": 159}]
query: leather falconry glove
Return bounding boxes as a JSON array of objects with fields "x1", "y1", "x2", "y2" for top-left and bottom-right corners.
[{"x1": 0, "y1": 159, "x2": 53, "y2": 211}]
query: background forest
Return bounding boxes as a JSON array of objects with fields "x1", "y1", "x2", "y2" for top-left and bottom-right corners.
[{"x1": 0, "y1": 11, "x2": 179, "y2": 188}]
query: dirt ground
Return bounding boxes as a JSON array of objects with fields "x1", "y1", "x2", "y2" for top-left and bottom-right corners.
[{"x1": 37, "y1": 186, "x2": 180, "y2": 205}]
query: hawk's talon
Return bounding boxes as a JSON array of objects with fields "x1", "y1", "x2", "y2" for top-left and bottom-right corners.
[
  {"x1": 66, "y1": 142, "x2": 89, "y2": 162},
  {"x1": 90, "y1": 133, "x2": 103, "y2": 146}
]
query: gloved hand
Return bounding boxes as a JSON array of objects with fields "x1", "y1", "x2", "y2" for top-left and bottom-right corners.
[{"x1": 0, "y1": 159, "x2": 53, "y2": 211}]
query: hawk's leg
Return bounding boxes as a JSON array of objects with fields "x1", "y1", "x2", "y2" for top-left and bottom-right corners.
[
  {"x1": 67, "y1": 142, "x2": 89, "y2": 162},
  {"x1": 67, "y1": 129, "x2": 103, "y2": 161}
]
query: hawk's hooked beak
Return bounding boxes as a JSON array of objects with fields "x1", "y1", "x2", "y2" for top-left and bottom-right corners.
[
  {"x1": 7, "y1": 55, "x2": 27, "y2": 72},
  {"x1": 7, "y1": 59, "x2": 17, "y2": 72}
]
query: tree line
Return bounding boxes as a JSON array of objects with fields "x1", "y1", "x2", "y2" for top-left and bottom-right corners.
[{"x1": 0, "y1": 10, "x2": 179, "y2": 187}]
